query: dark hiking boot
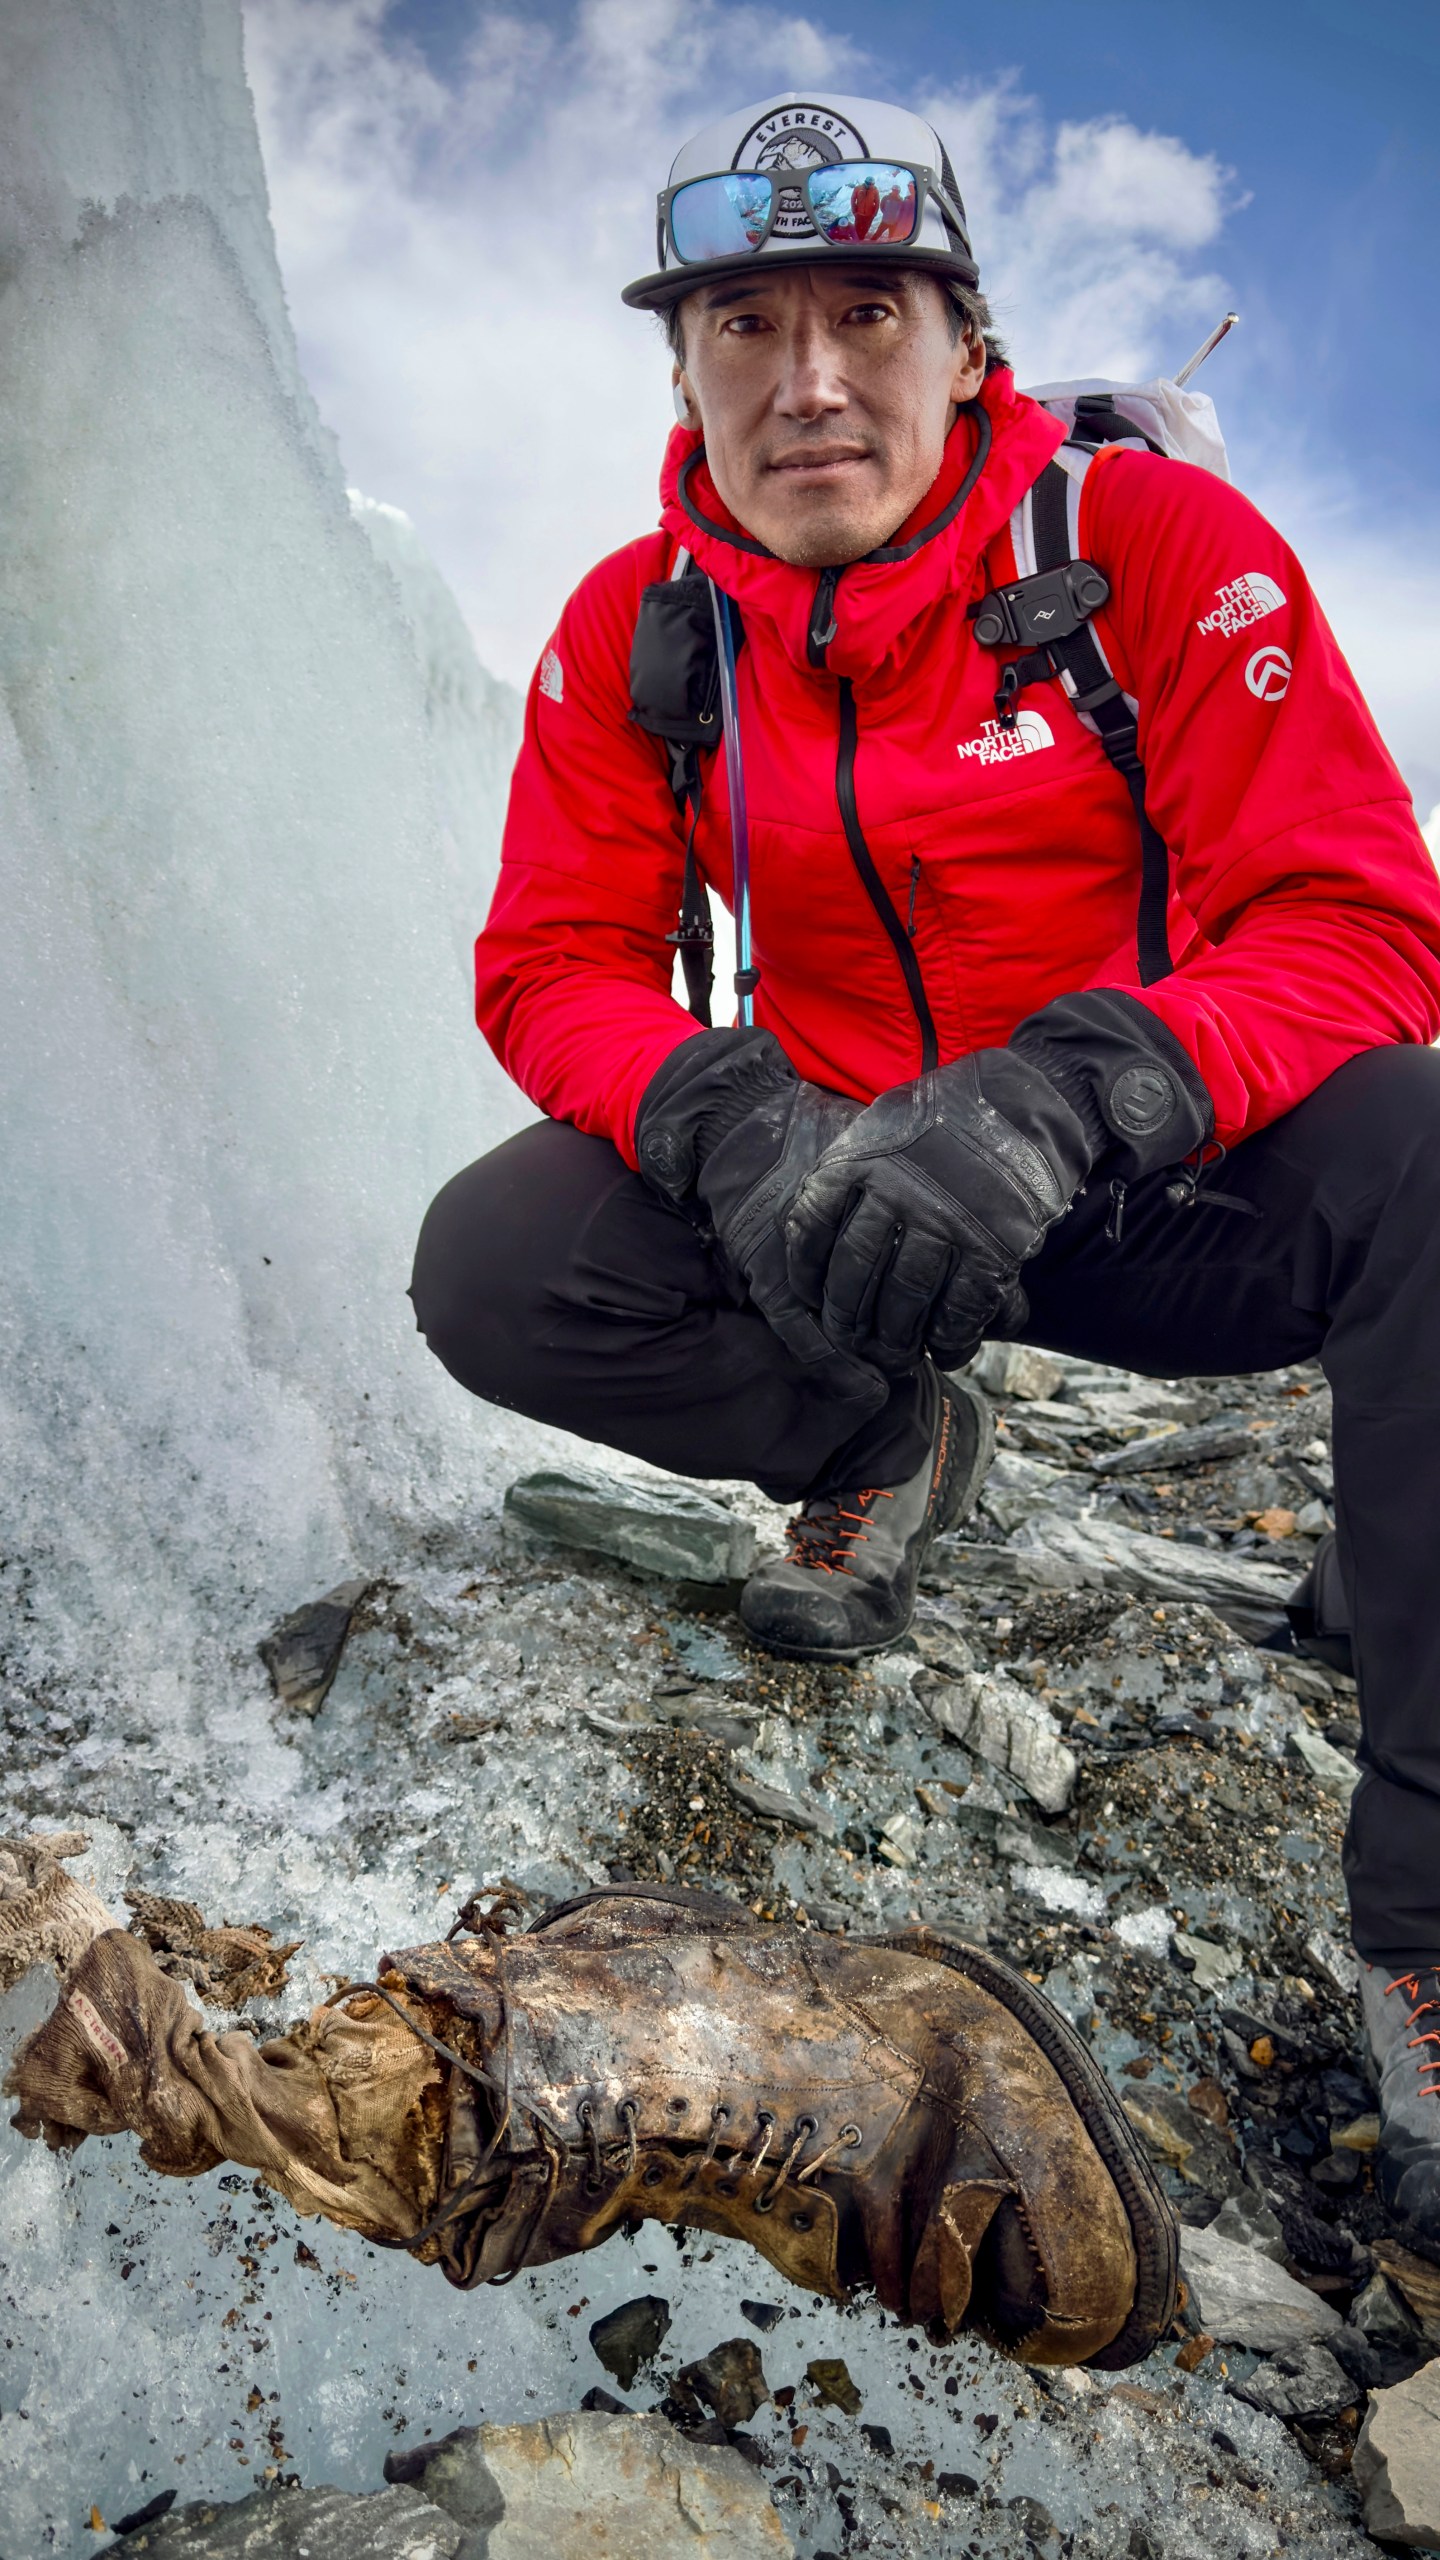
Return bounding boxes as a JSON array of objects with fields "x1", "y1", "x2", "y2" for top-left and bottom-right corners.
[
  {"x1": 8, "y1": 1884, "x2": 1177, "y2": 2367},
  {"x1": 1360, "y1": 1959, "x2": 1440, "y2": 2255},
  {"x1": 737, "y1": 1365, "x2": 993, "y2": 1661}
]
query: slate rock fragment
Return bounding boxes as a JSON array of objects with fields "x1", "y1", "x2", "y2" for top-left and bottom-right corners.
[
  {"x1": 588, "y1": 2294, "x2": 672, "y2": 2391},
  {"x1": 924, "y1": 1668, "x2": 1077, "y2": 1814},
  {"x1": 259, "y1": 1577, "x2": 372, "y2": 1716},
  {"x1": 1374, "y1": 2239, "x2": 1440, "y2": 2344},
  {"x1": 1228, "y1": 2342, "x2": 1354, "y2": 2422},
  {"x1": 1120, "y1": 2086, "x2": 1243, "y2": 2198},
  {"x1": 504, "y1": 1469, "x2": 757, "y2": 1584},
  {"x1": 675, "y1": 2336, "x2": 771, "y2": 2427},
  {"x1": 100, "y1": 2483, "x2": 460, "y2": 2556},
  {"x1": 1179, "y1": 2225, "x2": 1343, "y2": 2352},
  {"x1": 741, "y1": 2299, "x2": 786, "y2": 2333},
  {"x1": 806, "y1": 2356, "x2": 863, "y2": 2416},
  {"x1": 1352, "y1": 2357, "x2": 1440, "y2": 2548},
  {"x1": 726, "y1": 1770, "x2": 837, "y2": 1837},
  {"x1": 390, "y1": 2408, "x2": 793, "y2": 2556},
  {"x1": 1351, "y1": 2272, "x2": 1427, "y2": 2354},
  {"x1": 1286, "y1": 1722, "x2": 1359, "y2": 1801}
]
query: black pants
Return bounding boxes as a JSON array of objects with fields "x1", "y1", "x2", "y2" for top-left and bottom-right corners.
[{"x1": 412, "y1": 1046, "x2": 1440, "y2": 1963}]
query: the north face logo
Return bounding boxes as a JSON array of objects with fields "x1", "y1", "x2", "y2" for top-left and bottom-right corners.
[
  {"x1": 957, "y1": 708, "x2": 1054, "y2": 765},
  {"x1": 1196, "y1": 573, "x2": 1286, "y2": 638},
  {"x1": 539, "y1": 646, "x2": 564, "y2": 703}
]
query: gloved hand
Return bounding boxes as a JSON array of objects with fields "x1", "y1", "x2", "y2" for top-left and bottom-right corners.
[
  {"x1": 785, "y1": 991, "x2": 1213, "y2": 1374},
  {"x1": 635, "y1": 1028, "x2": 887, "y2": 1417}
]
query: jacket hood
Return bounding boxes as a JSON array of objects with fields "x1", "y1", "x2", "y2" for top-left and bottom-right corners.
[{"x1": 657, "y1": 366, "x2": 1064, "y2": 682}]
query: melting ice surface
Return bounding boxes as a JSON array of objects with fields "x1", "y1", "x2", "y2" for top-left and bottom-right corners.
[{"x1": 0, "y1": 8, "x2": 1371, "y2": 2553}]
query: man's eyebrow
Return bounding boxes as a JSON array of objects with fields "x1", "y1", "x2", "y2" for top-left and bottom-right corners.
[{"x1": 698, "y1": 267, "x2": 907, "y2": 315}]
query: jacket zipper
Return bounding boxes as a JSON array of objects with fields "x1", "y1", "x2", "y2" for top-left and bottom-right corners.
[{"x1": 836, "y1": 678, "x2": 939, "y2": 1073}]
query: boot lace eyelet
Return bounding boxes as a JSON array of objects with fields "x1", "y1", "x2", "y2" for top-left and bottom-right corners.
[
  {"x1": 790, "y1": 2211, "x2": 813, "y2": 2231},
  {"x1": 642, "y1": 2162, "x2": 666, "y2": 2187}
]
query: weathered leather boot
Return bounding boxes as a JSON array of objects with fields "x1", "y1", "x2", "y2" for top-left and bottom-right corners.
[
  {"x1": 7, "y1": 1883, "x2": 1175, "y2": 2369},
  {"x1": 738, "y1": 1365, "x2": 994, "y2": 1661}
]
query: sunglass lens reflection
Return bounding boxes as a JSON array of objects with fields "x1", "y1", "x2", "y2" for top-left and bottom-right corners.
[
  {"x1": 806, "y1": 163, "x2": 918, "y2": 245},
  {"x1": 671, "y1": 173, "x2": 774, "y2": 261}
]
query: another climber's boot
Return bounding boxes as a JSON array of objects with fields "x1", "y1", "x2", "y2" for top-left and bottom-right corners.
[
  {"x1": 738, "y1": 1365, "x2": 994, "y2": 1661},
  {"x1": 7, "y1": 1884, "x2": 1177, "y2": 2369}
]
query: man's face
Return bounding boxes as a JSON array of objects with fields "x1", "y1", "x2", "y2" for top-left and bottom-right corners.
[{"x1": 673, "y1": 265, "x2": 986, "y2": 567}]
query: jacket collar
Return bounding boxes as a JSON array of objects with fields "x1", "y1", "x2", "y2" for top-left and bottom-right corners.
[{"x1": 657, "y1": 367, "x2": 1064, "y2": 683}]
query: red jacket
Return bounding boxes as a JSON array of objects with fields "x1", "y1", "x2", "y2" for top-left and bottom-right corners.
[{"x1": 477, "y1": 369, "x2": 1440, "y2": 1164}]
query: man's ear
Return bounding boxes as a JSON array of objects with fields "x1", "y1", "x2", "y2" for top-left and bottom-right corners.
[
  {"x1": 949, "y1": 332, "x2": 987, "y2": 405},
  {"x1": 672, "y1": 365, "x2": 699, "y2": 429}
]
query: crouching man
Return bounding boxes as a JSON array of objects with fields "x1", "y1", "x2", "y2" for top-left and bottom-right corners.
[{"x1": 410, "y1": 92, "x2": 1440, "y2": 2245}]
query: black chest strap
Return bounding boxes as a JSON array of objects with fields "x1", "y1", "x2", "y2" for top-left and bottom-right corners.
[
  {"x1": 629, "y1": 557, "x2": 724, "y2": 1024},
  {"x1": 974, "y1": 457, "x2": 1174, "y2": 987}
]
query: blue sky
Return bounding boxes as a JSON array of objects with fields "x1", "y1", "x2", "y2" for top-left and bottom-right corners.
[{"x1": 246, "y1": 0, "x2": 1440, "y2": 806}]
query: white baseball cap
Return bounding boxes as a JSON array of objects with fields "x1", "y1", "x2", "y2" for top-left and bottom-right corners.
[{"x1": 622, "y1": 90, "x2": 979, "y2": 312}]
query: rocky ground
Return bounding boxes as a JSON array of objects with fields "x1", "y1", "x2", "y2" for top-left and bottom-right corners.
[{"x1": 3, "y1": 1346, "x2": 1439, "y2": 2558}]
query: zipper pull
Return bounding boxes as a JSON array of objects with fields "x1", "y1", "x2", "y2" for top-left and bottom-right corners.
[
  {"x1": 1106, "y1": 1177, "x2": 1128, "y2": 1244},
  {"x1": 808, "y1": 566, "x2": 841, "y2": 667},
  {"x1": 907, "y1": 855, "x2": 920, "y2": 937}
]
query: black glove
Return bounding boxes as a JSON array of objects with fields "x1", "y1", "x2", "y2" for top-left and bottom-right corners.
[
  {"x1": 785, "y1": 991, "x2": 1212, "y2": 1375},
  {"x1": 634, "y1": 1028, "x2": 887, "y2": 1418}
]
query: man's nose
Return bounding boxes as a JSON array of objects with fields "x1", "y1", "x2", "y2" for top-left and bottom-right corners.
[{"x1": 772, "y1": 321, "x2": 848, "y2": 419}]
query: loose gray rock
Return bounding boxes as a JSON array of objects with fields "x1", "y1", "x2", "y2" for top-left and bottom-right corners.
[
  {"x1": 995, "y1": 1816, "x2": 1077, "y2": 1869},
  {"x1": 1350, "y1": 2274, "x2": 1426, "y2": 2353},
  {"x1": 1229, "y1": 2343, "x2": 1354, "y2": 2422},
  {"x1": 1286, "y1": 1722, "x2": 1359, "y2": 1801},
  {"x1": 1302, "y1": 1925, "x2": 1358, "y2": 1997},
  {"x1": 390, "y1": 2410, "x2": 792, "y2": 2557},
  {"x1": 968, "y1": 1342, "x2": 1066, "y2": 1402},
  {"x1": 504, "y1": 1470, "x2": 757, "y2": 1585},
  {"x1": 1172, "y1": 1931, "x2": 1240, "y2": 1993},
  {"x1": 726, "y1": 1769, "x2": 836, "y2": 1837},
  {"x1": 1005, "y1": 1512, "x2": 1294, "y2": 1640},
  {"x1": 1352, "y1": 2357, "x2": 1440, "y2": 2548},
  {"x1": 1093, "y1": 1419, "x2": 1280, "y2": 1477},
  {"x1": 589, "y1": 2294, "x2": 671, "y2": 2391},
  {"x1": 103, "y1": 2483, "x2": 459, "y2": 2557},
  {"x1": 1209, "y1": 2190, "x2": 1287, "y2": 2263},
  {"x1": 924, "y1": 1669, "x2": 1077, "y2": 1815},
  {"x1": 1120, "y1": 2088, "x2": 1243, "y2": 2200},
  {"x1": 1179, "y1": 2226, "x2": 1343, "y2": 2352},
  {"x1": 675, "y1": 2336, "x2": 771, "y2": 2426},
  {"x1": 258, "y1": 1578, "x2": 372, "y2": 1717}
]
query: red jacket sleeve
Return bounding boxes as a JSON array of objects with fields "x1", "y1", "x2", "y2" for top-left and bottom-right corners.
[
  {"x1": 1080, "y1": 450, "x2": 1440, "y2": 1146},
  {"x1": 474, "y1": 538, "x2": 701, "y2": 1164}
]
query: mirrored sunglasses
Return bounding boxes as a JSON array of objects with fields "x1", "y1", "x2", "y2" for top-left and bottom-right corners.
[{"x1": 663, "y1": 160, "x2": 960, "y2": 267}]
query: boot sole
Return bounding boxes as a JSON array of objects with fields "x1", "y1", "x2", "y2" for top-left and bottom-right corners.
[
  {"x1": 878, "y1": 1925, "x2": 1179, "y2": 2370},
  {"x1": 739, "y1": 1373, "x2": 997, "y2": 1666}
]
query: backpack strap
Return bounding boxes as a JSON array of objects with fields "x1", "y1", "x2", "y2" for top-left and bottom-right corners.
[
  {"x1": 629, "y1": 549, "x2": 725, "y2": 1025},
  {"x1": 975, "y1": 455, "x2": 1174, "y2": 987}
]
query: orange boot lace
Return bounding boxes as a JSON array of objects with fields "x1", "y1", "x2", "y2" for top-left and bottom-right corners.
[
  {"x1": 783, "y1": 1488, "x2": 894, "y2": 1578},
  {"x1": 1383, "y1": 1968, "x2": 1440, "y2": 2104}
]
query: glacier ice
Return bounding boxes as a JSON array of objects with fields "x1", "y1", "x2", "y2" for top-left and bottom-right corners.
[{"x1": 0, "y1": 0, "x2": 528, "y2": 1722}]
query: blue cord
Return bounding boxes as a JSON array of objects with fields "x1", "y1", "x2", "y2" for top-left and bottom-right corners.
[{"x1": 708, "y1": 581, "x2": 755, "y2": 1027}]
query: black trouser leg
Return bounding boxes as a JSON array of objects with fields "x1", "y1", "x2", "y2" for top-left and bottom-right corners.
[
  {"x1": 409, "y1": 1118, "x2": 931, "y2": 1506},
  {"x1": 1015, "y1": 1044, "x2": 1440, "y2": 1963}
]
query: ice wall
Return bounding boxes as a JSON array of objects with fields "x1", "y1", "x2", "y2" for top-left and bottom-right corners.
[{"x1": 0, "y1": 0, "x2": 526, "y2": 1713}]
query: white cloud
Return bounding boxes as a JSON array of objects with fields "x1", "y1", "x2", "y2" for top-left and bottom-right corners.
[{"x1": 242, "y1": 1, "x2": 1436, "y2": 799}]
